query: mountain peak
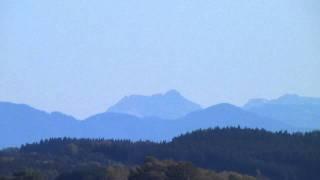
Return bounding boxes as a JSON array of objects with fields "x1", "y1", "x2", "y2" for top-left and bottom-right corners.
[
  {"x1": 203, "y1": 103, "x2": 243, "y2": 114},
  {"x1": 165, "y1": 89, "x2": 181, "y2": 97},
  {"x1": 273, "y1": 94, "x2": 320, "y2": 105},
  {"x1": 244, "y1": 94, "x2": 320, "y2": 129},
  {"x1": 277, "y1": 94, "x2": 300, "y2": 101},
  {"x1": 107, "y1": 90, "x2": 201, "y2": 119},
  {"x1": 212, "y1": 103, "x2": 238, "y2": 108},
  {"x1": 244, "y1": 94, "x2": 320, "y2": 108},
  {"x1": 243, "y1": 98, "x2": 268, "y2": 109}
]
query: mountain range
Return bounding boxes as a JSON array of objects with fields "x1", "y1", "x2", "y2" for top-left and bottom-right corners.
[
  {"x1": 244, "y1": 94, "x2": 320, "y2": 130},
  {"x1": 0, "y1": 90, "x2": 319, "y2": 148}
]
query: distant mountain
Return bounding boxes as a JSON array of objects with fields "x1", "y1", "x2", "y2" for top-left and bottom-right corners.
[
  {"x1": 107, "y1": 90, "x2": 202, "y2": 119},
  {"x1": 0, "y1": 102, "x2": 80, "y2": 148},
  {"x1": 2, "y1": 93, "x2": 315, "y2": 149},
  {"x1": 83, "y1": 112, "x2": 175, "y2": 141},
  {"x1": 245, "y1": 94, "x2": 320, "y2": 108},
  {"x1": 244, "y1": 94, "x2": 320, "y2": 129},
  {"x1": 81, "y1": 103, "x2": 292, "y2": 142},
  {"x1": 176, "y1": 103, "x2": 292, "y2": 132}
]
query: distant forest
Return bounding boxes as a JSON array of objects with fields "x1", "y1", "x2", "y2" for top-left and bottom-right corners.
[{"x1": 1, "y1": 127, "x2": 320, "y2": 180}]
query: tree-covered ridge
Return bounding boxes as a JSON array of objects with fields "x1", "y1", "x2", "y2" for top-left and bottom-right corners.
[{"x1": 1, "y1": 128, "x2": 320, "y2": 179}]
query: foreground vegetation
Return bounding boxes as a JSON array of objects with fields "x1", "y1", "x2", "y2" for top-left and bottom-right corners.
[
  {"x1": 0, "y1": 157, "x2": 255, "y2": 180},
  {"x1": 1, "y1": 127, "x2": 319, "y2": 179}
]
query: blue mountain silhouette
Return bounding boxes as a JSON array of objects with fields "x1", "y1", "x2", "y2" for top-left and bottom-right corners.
[
  {"x1": 244, "y1": 94, "x2": 320, "y2": 129},
  {"x1": 107, "y1": 90, "x2": 202, "y2": 119},
  {"x1": 0, "y1": 92, "x2": 317, "y2": 148}
]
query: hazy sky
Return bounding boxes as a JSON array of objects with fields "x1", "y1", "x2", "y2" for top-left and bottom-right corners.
[{"x1": 1, "y1": 0, "x2": 320, "y2": 119}]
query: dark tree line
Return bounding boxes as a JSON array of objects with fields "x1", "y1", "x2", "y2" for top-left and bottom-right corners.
[{"x1": 1, "y1": 127, "x2": 320, "y2": 180}]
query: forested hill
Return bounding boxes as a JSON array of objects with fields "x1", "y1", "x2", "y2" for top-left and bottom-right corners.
[{"x1": 1, "y1": 128, "x2": 320, "y2": 180}]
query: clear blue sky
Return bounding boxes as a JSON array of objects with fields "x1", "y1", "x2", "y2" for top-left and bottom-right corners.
[{"x1": 1, "y1": 0, "x2": 319, "y2": 119}]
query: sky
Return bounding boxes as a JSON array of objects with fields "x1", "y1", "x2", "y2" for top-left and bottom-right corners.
[{"x1": 1, "y1": 0, "x2": 320, "y2": 119}]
